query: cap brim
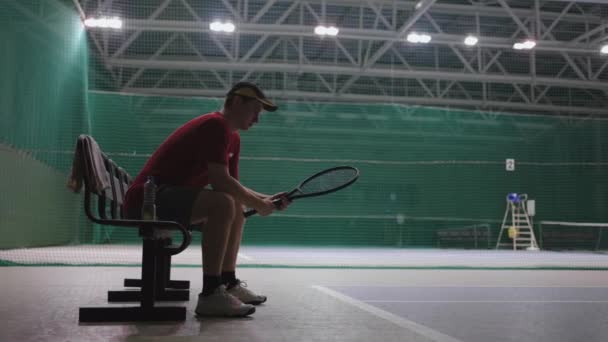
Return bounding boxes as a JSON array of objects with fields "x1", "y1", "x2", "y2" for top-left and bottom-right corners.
[
  {"x1": 231, "y1": 87, "x2": 278, "y2": 112},
  {"x1": 257, "y1": 98, "x2": 278, "y2": 112}
]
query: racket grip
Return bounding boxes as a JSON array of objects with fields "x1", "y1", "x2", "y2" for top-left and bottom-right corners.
[
  {"x1": 243, "y1": 198, "x2": 283, "y2": 218},
  {"x1": 243, "y1": 209, "x2": 257, "y2": 217}
]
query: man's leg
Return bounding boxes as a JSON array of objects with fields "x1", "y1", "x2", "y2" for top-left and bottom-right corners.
[
  {"x1": 221, "y1": 202, "x2": 245, "y2": 272},
  {"x1": 222, "y1": 202, "x2": 267, "y2": 305},
  {"x1": 190, "y1": 191, "x2": 235, "y2": 275},
  {"x1": 189, "y1": 192, "x2": 255, "y2": 317}
]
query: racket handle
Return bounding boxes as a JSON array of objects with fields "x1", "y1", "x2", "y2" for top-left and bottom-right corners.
[
  {"x1": 243, "y1": 209, "x2": 257, "y2": 217},
  {"x1": 243, "y1": 198, "x2": 283, "y2": 218}
]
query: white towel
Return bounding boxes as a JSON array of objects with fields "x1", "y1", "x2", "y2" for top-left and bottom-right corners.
[{"x1": 67, "y1": 135, "x2": 111, "y2": 194}]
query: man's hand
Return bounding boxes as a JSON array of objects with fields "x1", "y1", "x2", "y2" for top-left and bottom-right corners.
[
  {"x1": 254, "y1": 197, "x2": 276, "y2": 216},
  {"x1": 270, "y1": 192, "x2": 291, "y2": 210},
  {"x1": 250, "y1": 192, "x2": 292, "y2": 217}
]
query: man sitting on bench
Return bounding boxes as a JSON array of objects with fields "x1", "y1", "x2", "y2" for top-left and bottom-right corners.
[{"x1": 123, "y1": 82, "x2": 291, "y2": 317}]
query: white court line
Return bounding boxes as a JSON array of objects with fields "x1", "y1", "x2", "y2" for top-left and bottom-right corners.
[
  {"x1": 364, "y1": 300, "x2": 608, "y2": 303},
  {"x1": 237, "y1": 253, "x2": 253, "y2": 261},
  {"x1": 327, "y1": 285, "x2": 608, "y2": 288},
  {"x1": 312, "y1": 285, "x2": 464, "y2": 342}
]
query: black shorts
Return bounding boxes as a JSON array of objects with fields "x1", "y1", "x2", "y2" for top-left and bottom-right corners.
[{"x1": 127, "y1": 185, "x2": 206, "y2": 228}]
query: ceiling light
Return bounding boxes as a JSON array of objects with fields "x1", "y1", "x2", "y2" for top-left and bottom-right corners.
[
  {"x1": 210, "y1": 21, "x2": 235, "y2": 33},
  {"x1": 406, "y1": 32, "x2": 431, "y2": 44},
  {"x1": 601, "y1": 44, "x2": 608, "y2": 55},
  {"x1": 223, "y1": 22, "x2": 235, "y2": 33},
  {"x1": 464, "y1": 35, "x2": 478, "y2": 46},
  {"x1": 84, "y1": 17, "x2": 122, "y2": 29},
  {"x1": 326, "y1": 26, "x2": 339, "y2": 36},
  {"x1": 314, "y1": 25, "x2": 339, "y2": 37},
  {"x1": 513, "y1": 39, "x2": 536, "y2": 50}
]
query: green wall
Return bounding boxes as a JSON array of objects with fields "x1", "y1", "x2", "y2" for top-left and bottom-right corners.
[
  {"x1": 0, "y1": 0, "x2": 606, "y2": 250},
  {"x1": 85, "y1": 93, "x2": 608, "y2": 247},
  {"x1": 0, "y1": 0, "x2": 89, "y2": 248},
  {"x1": 0, "y1": 145, "x2": 84, "y2": 248}
]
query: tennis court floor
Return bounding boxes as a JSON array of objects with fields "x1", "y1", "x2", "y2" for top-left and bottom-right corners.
[{"x1": 2, "y1": 248, "x2": 608, "y2": 342}]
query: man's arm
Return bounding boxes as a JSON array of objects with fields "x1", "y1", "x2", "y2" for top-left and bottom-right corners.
[
  {"x1": 243, "y1": 185, "x2": 291, "y2": 211},
  {"x1": 208, "y1": 162, "x2": 275, "y2": 216},
  {"x1": 244, "y1": 186, "x2": 269, "y2": 199}
]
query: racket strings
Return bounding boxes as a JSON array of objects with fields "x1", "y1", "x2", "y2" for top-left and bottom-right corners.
[{"x1": 299, "y1": 168, "x2": 358, "y2": 194}]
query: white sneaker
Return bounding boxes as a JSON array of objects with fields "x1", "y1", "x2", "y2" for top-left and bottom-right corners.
[
  {"x1": 227, "y1": 280, "x2": 267, "y2": 305},
  {"x1": 195, "y1": 285, "x2": 256, "y2": 317}
]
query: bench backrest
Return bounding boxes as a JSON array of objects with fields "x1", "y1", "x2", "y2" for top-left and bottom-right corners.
[
  {"x1": 74, "y1": 135, "x2": 192, "y2": 254},
  {"x1": 77, "y1": 135, "x2": 132, "y2": 220}
]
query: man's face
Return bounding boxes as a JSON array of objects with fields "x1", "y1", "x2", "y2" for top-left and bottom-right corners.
[{"x1": 233, "y1": 96, "x2": 263, "y2": 130}]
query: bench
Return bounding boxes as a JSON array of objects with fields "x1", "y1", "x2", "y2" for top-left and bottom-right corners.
[
  {"x1": 71, "y1": 134, "x2": 193, "y2": 322},
  {"x1": 436, "y1": 224, "x2": 491, "y2": 249}
]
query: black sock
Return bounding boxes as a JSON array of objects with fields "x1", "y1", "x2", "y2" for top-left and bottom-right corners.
[
  {"x1": 202, "y1": 274, "x2": 222, "y2": 296},
  {"x1": 221, "y1": 271, "x2": 237, "y2": 288}
]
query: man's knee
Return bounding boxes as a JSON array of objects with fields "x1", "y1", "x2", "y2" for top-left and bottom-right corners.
[{"x1": 208, "y1": 192, "x2": 236, "y2": 218}]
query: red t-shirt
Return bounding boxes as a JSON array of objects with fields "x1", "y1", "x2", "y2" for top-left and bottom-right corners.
[{"x1": 123, "y1": 112, "x2": 240, "y2": 215}]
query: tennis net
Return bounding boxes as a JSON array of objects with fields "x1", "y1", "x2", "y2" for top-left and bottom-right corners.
[{"x1": 539, "y1": 221, "x2": 608, "y2": 251}]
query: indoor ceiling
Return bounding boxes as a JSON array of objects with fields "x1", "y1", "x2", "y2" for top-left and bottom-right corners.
[{"x1": 74, "y1": 0, "x2": 608, "y2": 117}]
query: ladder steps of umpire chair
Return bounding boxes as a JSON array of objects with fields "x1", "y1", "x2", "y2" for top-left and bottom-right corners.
[{"x1": 495, "y1": 193, "x2": 539, "y2": 250}]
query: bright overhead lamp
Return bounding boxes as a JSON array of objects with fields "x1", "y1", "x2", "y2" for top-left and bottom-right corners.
[
  {"x1": 406, "y1": 32, "x2": 431, "y2": 44},
  {"x1": 210, "y1": 21, "x2": 235, "y2": 33},
  {"x1": 83, "y1": 17, "x2": 123, "y2": 29},
  {"x1": 326, "y1": 26, "x2": 339, "y2": 36},
  {"x1": 601, "y1": 44, "x2": 608, "y2": 55},
  {"x1": 513, "y1": 39, "x2": 536, "y2": 50},
  {"x1": 464, "y1": 35, "x2": 478, "y2": 46},
  {"x1": 314, "y1": 25, "x2": 339, "y2": 36}
]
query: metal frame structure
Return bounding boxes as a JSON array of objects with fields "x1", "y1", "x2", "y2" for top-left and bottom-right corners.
[{"x1": 74, "y1": 0, "x2": 608, "y2": 117}]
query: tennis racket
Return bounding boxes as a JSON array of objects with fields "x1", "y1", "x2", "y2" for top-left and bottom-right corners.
[{"x1": 243, "y1": 166, "x2": 360, "y2": 218}]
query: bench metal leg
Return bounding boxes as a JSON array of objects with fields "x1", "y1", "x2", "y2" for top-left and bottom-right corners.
[
  {"x1": 108, "y1": 289, "x2": 189, "y2": 302},
  {"x1": 79, "y1": 306, "x2": 186, "y2": 322},
  {"x1": 124, "y1": 239, "x2": 190, "y2": 290},
  {"x1": 125, "y1": 278, "x2": 190, "y2": 289},
  {"x1": 79, "y1": 238, "x2": 188, "y2": 323}
]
